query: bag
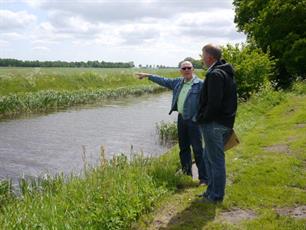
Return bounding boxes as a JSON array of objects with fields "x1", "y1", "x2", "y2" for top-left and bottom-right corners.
[{"x1": 224, "y1": 129, "x2": 239, "y2": 151}]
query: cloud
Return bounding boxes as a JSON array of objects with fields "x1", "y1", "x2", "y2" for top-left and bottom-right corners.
[
  {"x1": 0, "y1": 10, "x2": 36, "y2": 30},
  {"x1": 120, "y1": 27, "x2": 160, "y2": 45},
  {"x1": 24, "y1": 0, "x2": 233, "y2": 22},
  {"x1": 2, "y1": 0, "x2": 246, "y2": 65},
  {"x1": 0, "y1": 39, "x2": 10, "y2": 47},
  {"x1": 33, "y1": 46, "x2": 50, "y2": 52}
]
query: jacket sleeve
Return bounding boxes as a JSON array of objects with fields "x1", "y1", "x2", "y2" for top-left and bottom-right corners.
[
  {"x1": 148, "y1": 75, "x2": 180, "y2": 90},
  {"x1": 202, "y1": 71, "x2": 224, "y2": 120}
]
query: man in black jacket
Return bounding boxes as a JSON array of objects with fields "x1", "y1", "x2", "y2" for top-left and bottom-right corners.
[{"x1": 197, "y1": 44, "x2": 237, "y2": 203}]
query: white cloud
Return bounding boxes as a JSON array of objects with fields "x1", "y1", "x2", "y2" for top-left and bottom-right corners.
[
  {"x1": 0, "y1": 10, "x2": 36, "y2": 30},
  {"x1": 24, "y1": 0, "x2": 233, "y2": 22},
  {"x1": 0, "y1": 39, "x2": 10, "y2": 47},
  {"x1": 33, "y1": 46, "x2": 50, "y2": 52}
]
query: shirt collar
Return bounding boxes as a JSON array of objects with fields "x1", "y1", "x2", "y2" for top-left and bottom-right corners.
[{"x1": 184, "y1": 75, "x2": 195, "y2": 84}]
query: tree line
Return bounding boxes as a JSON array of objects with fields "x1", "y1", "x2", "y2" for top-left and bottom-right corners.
[{"x1": 0, "y1": 59, "x2": 135, "y2": 68}]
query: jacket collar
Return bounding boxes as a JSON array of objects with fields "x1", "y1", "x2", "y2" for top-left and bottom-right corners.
[
  {"x1": 181, "y1": 75, "x2": 200, "y2": 84},
  {"x1": 207, "y1": 60, "x2": 222, "y2": 73}
]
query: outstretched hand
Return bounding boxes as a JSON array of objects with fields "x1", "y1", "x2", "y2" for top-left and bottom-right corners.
[{"x1": 135, "y1": 73, "x2": 151, "y2": 79}]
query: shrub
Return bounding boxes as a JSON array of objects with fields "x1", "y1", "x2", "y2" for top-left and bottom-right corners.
[{"x1": 222, "y1": 44, "x2": 276, "y2": 98}]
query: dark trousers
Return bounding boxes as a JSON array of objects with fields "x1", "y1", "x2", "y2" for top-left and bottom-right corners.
[{"x1": 177, "y1": 114, "x2": 207, "y2": 181}]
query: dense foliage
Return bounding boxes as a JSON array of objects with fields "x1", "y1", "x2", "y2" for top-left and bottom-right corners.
[
  {"x1": 0, "y1": 58, "x2": 135, "y2": 68},
  {"x1": 182, "y1": 44, "x2": 276, "y2": 99},
  {"x1": 222, "y1": 44, "x2": 276, "y2": 98},
  {"x1": 233, "y1": 0, "x2": 306, "y2": 86}
]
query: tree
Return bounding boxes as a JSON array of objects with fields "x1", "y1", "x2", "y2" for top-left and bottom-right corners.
[
  {"x1": 179, "y1": 57, "x2": 203, "y2": 69},
  {"x1": 233, "y1": 0, "x2": 306, "y2": 86}
]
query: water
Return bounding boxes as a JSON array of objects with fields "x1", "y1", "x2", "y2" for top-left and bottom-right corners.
[{"x1": 0, "y1": 92, "x2": 177, "y2": 181}]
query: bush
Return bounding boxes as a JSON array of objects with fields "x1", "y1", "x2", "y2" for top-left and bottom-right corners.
[{"x1": 222, "y1": 44, "x2": 276, "y2": 98}]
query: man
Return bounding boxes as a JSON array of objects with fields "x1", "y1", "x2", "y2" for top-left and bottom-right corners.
[
  {"x1": 136, "y1": 61, "x2": 207, "y2": 185},
  {"x1": 197, "y1": 44, "x2": 238, "y2": 203}
]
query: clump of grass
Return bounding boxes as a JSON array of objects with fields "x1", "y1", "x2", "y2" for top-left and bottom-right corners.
[{"x1": 156, "y1": 120, "x2": 177, "y2": 145}]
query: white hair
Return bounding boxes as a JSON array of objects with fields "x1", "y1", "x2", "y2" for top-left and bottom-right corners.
[{"x1": 180, "y1": 61, "x2": 193, "y2": 68}]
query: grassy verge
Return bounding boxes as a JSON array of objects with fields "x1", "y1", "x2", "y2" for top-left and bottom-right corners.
[{"x1": 135, "y1": 81, "x2": 306, "y2": 229}]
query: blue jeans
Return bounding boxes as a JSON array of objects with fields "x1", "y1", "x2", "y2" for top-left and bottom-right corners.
[
  {"x1": 177, "y1": 114, "x2": 207, "y2": 181},
  {"x1": 200, "y1": 122, "x2": 231, "y2": 201}
]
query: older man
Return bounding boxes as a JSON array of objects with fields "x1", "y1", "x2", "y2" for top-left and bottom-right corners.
[
  {"x1": 136, "y1": 61, "x2": 207, "y2": 185},
  {"x1": 197, "y1": 44, "x2": 238, "y2": 203}
]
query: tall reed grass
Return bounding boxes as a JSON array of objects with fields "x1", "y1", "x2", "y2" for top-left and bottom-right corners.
[
  {"x1": 0, "y1": 147, "x2": 191, "y2": 229},
  {"x1": 156, "y1": 120, "x2": 177, "y2": 145},
  {"x1": 0, "y1": 85, "x2": 164, "y2": 118}
]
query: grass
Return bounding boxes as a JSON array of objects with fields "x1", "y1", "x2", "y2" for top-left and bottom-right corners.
[
  {"x1": 0, "y1": 150, "x2": 190, "y2": 229},
  {"x1": 0, "y1": 81, "x2": 305, "y2": 229},
  {"x1": 134, "y1": 81, "x2": 306, "y2": 229},
  {"x1": 0, "y1": 67, "x2": 190, "y2": 119},
  {"x1": 0, "y1": 68, "x2": 182, "y2": 95},
  {"x1": 156, "y1": 120, "x2": 178, "y2": 145}
]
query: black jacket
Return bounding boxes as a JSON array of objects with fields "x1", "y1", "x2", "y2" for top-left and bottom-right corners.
[{"x1": 197, "y1": 60, "x2": 237, "y2": 128}]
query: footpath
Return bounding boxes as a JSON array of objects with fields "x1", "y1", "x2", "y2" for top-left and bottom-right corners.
[{"x1": 134, "y1": 92, "x2": 306, "y2": 229}]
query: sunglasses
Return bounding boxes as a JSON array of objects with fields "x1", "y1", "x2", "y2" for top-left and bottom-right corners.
[{"x1": 181, "y1": 67, "x2": 192, "y2": 70}]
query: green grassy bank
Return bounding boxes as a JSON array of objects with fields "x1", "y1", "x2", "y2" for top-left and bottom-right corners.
[
  {"x1": 0, "y1": 81, "x2": 304, "y2": 229},
  {"x1": 136, "y1": 81, "x2": 306, "y2": 229}
]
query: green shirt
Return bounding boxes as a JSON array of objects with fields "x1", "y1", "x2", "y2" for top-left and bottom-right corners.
[{"x1": 177, "y1": 78, "x2": 194, "y2": 115}]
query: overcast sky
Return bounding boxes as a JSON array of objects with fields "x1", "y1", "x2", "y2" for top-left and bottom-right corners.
[{"x1": 0, "y1": 0, "x2": 246, "y2": 66}]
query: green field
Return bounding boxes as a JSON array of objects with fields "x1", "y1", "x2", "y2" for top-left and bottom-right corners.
[
  {"x1": 0, "y1": 67, "x2": 184, "y2": 95},
  {"x1": 0, "y1": 67, "x2": 196, "y2": 119}
]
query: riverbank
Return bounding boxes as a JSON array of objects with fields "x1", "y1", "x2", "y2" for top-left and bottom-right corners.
[
  {"x1": 0, "y1": 81, "x2": 305, "y2": 229},
  {"x1": 0, "y1": 67, "x2": 180, "y2": 119},
  {"x1": 135, "y1": 81, "x2": 306, "y2": 229}
]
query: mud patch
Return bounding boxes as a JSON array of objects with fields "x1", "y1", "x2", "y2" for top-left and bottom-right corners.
[
  {"x1": 217, "y1": 208, "x2": 256, "y2": 224},
  {"x1": 263, "y1": 144, "x2": 291, "y2": 154},
  {"x1": 150, "y1": 207, "x2": 177, "y2": 229},
  {"x1": 296, "y1": 123, "x2": 306, "y2": 128},
  {"x1": 275, "y1": 206, "x2": 306, "y2": 219}
]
